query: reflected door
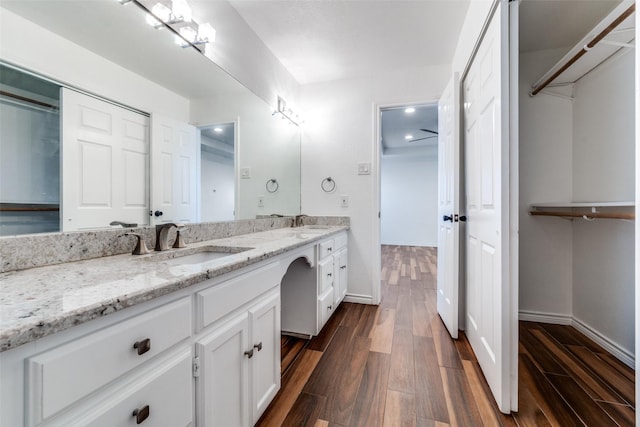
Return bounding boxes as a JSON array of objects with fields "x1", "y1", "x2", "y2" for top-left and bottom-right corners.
[
  {"x1": 61, "y1": 88, "x2": 149, "y2": 231},
  {"x1": 151, "y1": 115, "x2": 198, "y2": 225}
]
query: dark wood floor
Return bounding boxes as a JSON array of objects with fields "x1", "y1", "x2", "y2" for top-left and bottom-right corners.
[{"x1": 257, "y1": 245, "x2": 636, "y2": 426}]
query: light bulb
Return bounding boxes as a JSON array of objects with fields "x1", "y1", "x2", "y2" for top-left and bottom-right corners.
[
  {"x1": 179, "y1": 26, "x2": 197, "y2": 43},
  {"x1": 151, "y1": 3, "x2": 172, "y2": 22},
  {"x1": 172, "y1": 0, "x2": 192, "y2": 22},
  {"x1": 198, "y1": 23, "x2": 216, "y2": 43}
]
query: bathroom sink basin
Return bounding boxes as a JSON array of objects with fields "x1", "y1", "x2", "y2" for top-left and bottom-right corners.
[{"x1": 142, "y1": 246, "x2": 252, "y2": 266}]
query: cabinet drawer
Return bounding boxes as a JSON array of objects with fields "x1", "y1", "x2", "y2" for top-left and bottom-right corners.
[
  {"x1": 26, "y1": 298, "x2": 191, "y2": 425},
  {"x1": 318, "y1": 257, "x2": 334, "y2": 294},
  {"x1": 317, "y1": 287, "x2": 335, "y2": 331},
  {"x1": 333, "y1": 232, "x2": 347, "y2": 250},
  {"x1": 68, "y1": 351, "x2": 192, "y2": 427},
  {"x1": 319, "y1": 239, "x2": 335, "y2": 259},
  {"x1": 197, "y1": 262, "x2": 281, "y2": 331}
]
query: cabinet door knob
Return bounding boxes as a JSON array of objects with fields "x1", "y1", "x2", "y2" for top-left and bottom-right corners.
[
  {"x1": 132, "y1": 405, "x2": 150, "y2": 424},
  {"x1": 254, "y1": 342, "x2": 263, "y2": 352},
  {"x1": 327, "y1": 247, "x2": 333, "y2": 252},
  {"x1": 244, "y1": 349, "x2": 254, "y2": 359},
  {"x1": 133, "y1": 338, "x2": 151, "y2": 355},
  {"x1": 327, "y1": 272, "x2": 332, "y2": 277},
  {"x1": 328, "y1": 305, "x2": 332, "y2": 311}
]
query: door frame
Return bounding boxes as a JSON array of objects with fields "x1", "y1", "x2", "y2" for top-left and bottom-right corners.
[{"x1": 373, "y1": 98, "x2": 441, "y2": 306}]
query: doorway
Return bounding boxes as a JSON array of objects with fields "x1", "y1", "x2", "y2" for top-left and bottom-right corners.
[
  {"x1": 379, "y1": 103, "x2": 439, "y2": 247},
  {"x1": 199, "y1": 123, "x2": 236, "y2": 222}
]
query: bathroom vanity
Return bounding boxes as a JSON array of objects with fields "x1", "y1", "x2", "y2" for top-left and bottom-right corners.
[{"x1": 0, "y1": 224, "x2": 348, "y2": 427}]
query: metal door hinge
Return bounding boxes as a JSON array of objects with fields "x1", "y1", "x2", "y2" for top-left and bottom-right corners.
[{"x1": 193, "y1": 356, "x2": 200, "y2": 378}]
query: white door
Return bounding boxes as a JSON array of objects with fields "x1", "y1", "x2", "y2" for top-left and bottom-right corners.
[
  {"x1": 150, "y1": 115, "x2": 198, "y2": 225},
  {"x1": 196, "y1": 313, "x2": 250, "y2": 427},
  {"x1": 61, "y1": 88, "x2": 149, "y2": 231},
  {"x1": 437, "y1": 73, "x2": 460, "y2": 339},
  {"x1": 463, "y1": 0, "x2": 516, "y2": 413},
  {"x1": 249, "y1": 291, "x2": 280, "y2": 423}
]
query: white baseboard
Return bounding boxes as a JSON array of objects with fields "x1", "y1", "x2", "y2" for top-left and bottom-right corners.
[
  {"x1": 519, "y1": 310, "x2": 635, "y2": 368},
  {"x1": 343, "y1": 294, "x2": 374, "y2": 305},
  {"x1": 519, "y1": 310, "x2": 572, "y2": 325},
  {"x1": 571, "y1": 317, "x2": 635, "y2": 368}
]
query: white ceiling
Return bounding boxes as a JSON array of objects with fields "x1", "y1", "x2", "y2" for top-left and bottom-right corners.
[{"x1": 228, "y1": 0, "x2": 471, "y2": 85}]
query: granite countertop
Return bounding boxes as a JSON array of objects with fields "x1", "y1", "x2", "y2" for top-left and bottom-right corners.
[{"x1": 0, "y1": 226, "x2": 348, "y2": 352}]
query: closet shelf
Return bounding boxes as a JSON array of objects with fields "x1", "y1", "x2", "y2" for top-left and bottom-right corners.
[
  {"x1": 529, "y1": 201, "x2": 635, "y2": 220},
  {"x1": 530, "y1": 0, "x2": 635, "y2": 96}
]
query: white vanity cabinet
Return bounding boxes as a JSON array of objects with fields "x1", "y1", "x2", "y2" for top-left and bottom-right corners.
[
  {"x1": 21, "y1": 298, "x2": 193, "y2": 427},
  {"x1": 194, "y1": 263, "x2": 282, "y2": 427},
  {"x1": 316, "y1": 231, "x2": 348, "y2": 331}
]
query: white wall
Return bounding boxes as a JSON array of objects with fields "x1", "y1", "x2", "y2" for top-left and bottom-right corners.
[
  {"x1": 0, "y1": 8, "x2": 190, "y2": 121},
  {"x1": 192, "y1": 1, "x2": 300, "y2": 108},
  {"x1": 571, "y1": 51, "x2": 635, "y2": 356},
  {"x1": 451, "y1": 0, "x2": 494, "y2": 74},
  {"x1": 381, "y1": 152, "x2": 438, "y2": 246},
  {"x1": 518, "y1": 49, "x2": 574, "y2": 318},
  {"x1": 301, "y1": 65, "x2": 450, "y2": 302}
]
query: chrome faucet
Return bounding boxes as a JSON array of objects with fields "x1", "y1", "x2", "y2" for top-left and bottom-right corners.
[{"x1": 155, "y1": 223, "x2": 185, "y2": 251}]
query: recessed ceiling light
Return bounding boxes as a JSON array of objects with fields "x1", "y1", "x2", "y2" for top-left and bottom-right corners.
[
  {"x1": 404, "y1": 107, "x2": 416, "y2": 114},
  {"x1": 214, "y1": 127, "x2": 223, "y2": 133},
  {"x1": 405, "y1": 134, "x2": 413, "y2": 140}
]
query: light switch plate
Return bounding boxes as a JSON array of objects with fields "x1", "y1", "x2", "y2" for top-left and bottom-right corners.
[
  {"x1": 258, "y1": 196, "x2": 264, "y2": 207},
  {"x1": 358, "y1": 162, "x2": 371, "y2": 175},
  {"x1": 240, "y1": 167, "x2": 251, "y2": 179},
  {"x1": 340, "y1": 195, "x2": 349, "y2": 208}
]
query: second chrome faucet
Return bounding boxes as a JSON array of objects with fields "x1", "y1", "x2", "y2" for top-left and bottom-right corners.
[{"x1": 155, "y1": 223, "x2": 186, "y2": 251}]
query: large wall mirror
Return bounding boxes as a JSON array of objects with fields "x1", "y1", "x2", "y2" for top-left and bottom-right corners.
[{"x1": 0, "y1": 0, "x2": 301, "y2": 236}]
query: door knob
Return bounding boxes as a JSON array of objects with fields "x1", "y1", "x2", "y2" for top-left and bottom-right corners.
[
  {"x1": 443, "y1": 215, "x2": 453, "y2": 222},
  {"x1": 154, "y1": 210, "x2": 163, "y2": 217},
  {"x1": 459, "y1": 215, "x2": 467, "y2": 222}
]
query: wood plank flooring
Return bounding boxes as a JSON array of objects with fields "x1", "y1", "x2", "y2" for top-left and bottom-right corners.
[{"x1": 257, "y1": 245, "x2": 635, "y2": 427}]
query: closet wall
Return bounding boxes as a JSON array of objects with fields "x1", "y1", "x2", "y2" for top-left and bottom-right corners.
[{"x1": 519, "y1": 31, "x2": 635, "y2": 361}]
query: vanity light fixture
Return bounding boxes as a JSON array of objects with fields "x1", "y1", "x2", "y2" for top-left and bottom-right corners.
[
  {"x1": 273, "y1": 96, "x2": 302, "y2": 126},
  {"x1": 175, "y1": 22, "x2": 216, "y2": 48},
  {"x1": 120, "y1": 0, "x2": 216, "y2": 53},
  {"x1": 404, "y1": 107, "x2": 416, "y2": 113}
]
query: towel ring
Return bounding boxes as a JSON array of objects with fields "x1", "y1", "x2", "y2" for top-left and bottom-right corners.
[
  {"x1": 266, "y1": 179, "x2": 279, "y2": 193},
  {"x1": 321, "y1": 177, "x2": 336, "y2": 193}
]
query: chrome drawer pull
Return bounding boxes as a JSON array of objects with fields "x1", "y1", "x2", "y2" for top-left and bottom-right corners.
[
  {"x1": 254, "y1": 342, "x2": 263, "y2": 352},
  {"x1": 244, "y1": 349, "x2": 254, "y2": 358},
  {"x1": 133, "y1": 338, "x2": 151, "y2": 355},
  {"x1": 132, "y1": 405, "x2": 150, "y2": 424}
]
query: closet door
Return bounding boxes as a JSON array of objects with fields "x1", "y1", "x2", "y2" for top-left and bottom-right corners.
[
  {"x1": 61, "y1": 88, "x2": 149, "y2": 231},
  {"x1": 462, "y1": 0, "x2": 517, "y2": 413},
  {"x1": 437, "y1": 73, "x2": 460, "y2": 339},
  {"x1": 150, "y1": 115, "x2": 198, "y2": 225}
]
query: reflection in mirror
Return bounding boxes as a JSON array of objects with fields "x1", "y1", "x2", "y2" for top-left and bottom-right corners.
[
  {"x1": 199, "y1": 123, "x2": 235, "y2": 222},
  {"x1": 0, "y1": 0, "x2": 301, "y2": 236},
  {"x1": 0, "y1": 65, "x2": 61, "y2": 235}
]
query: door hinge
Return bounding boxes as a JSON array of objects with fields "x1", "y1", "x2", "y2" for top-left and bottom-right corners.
[{"x1": 193, "y1": 356, "x2": 200, "y2": 378}]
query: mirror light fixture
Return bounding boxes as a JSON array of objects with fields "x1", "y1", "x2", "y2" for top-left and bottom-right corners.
[
  {"x1": 273, "y1": 96, "x2": 302, "y2": 126},
  {"x1": 118, "y1": 0, "x2": 215, "y2": 53}
]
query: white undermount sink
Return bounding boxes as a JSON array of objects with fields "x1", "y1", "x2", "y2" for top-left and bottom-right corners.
[{"x1": 142, "y1": 246, "x2": 252, "y2": 266}]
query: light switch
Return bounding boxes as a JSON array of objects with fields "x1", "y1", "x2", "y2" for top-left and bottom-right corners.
[
  {"x1": 241, "y1": 167, "x2": 251, "y2": 179},
  {"x1": 340, "y1": 195, "x2": 349, "y2": 208},
  {"x1": 358, "y1": 163, "x2": 371, "y2": 175},
  {"x1": 258, "y1": 196, "x2": 264, "y2": 207}
]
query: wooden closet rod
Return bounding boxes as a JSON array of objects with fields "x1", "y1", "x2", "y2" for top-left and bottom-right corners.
[
  {"x1": 531, "y1": 3, "x2": 636, "y2": 96},
  {"x1": 530, "y1": 210, "x2": 635, "y2": 220},
  {"x1": 0, "y1": 90, "x2": 59, "y2": 110}
]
